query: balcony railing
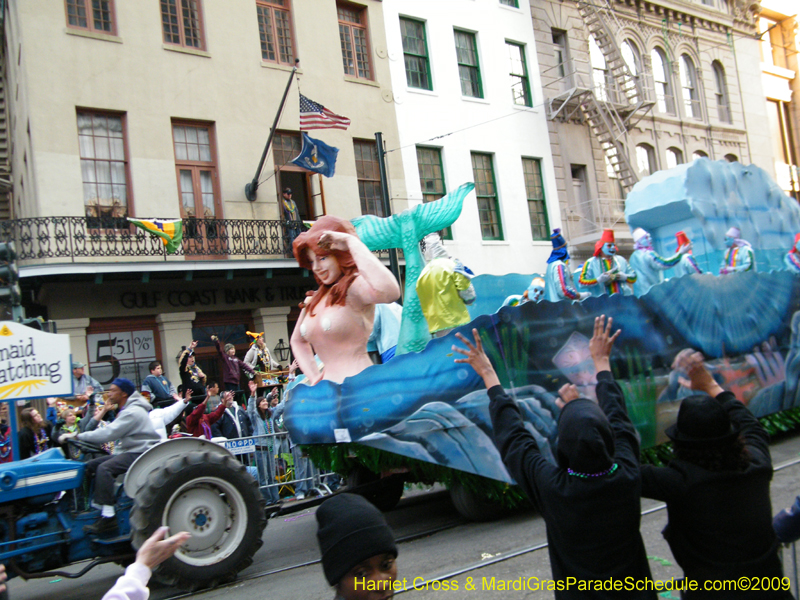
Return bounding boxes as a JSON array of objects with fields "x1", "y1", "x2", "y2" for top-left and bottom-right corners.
[{"x1": 0, "y1": 216, "x2": 302, "y2": 264}]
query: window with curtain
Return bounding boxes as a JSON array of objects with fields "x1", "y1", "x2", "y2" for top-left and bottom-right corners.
[
  {"x1": 401, "y1": 17, "x2": 432, "y2": 90},
  {"x1": 256, "y1": 0, "x2": 294, "y2": 65},
  {"x1": 161, "y1": 0, "x2": 205, "y2": 49},
  {"x1": 712, "y1": 61, "x2": 731, "y2": 123},
  {"x1": 507, "y1": 42, "x2": 532, "y2": 107},
  {"x1": 471, "y1": 153, "x2": 502, "y2": 239},
  {"x1": 172, "y1": 122, "x2": 219, "y2": 222},
  {"x1": 636, "y1": 143, "x2": 655, "y2": 176},
  {"x1": 65, "y1": 0, "x2": 116, "y2": 34},
  {"x1": 680, "y1": 55, "x2": 701, "y2": 120},
  {"x1": 522, "y1": 158, "x2": 549, "y2": 241},
  {"x1": 338, "y1": 3, "x2": 372, "y2": 79},
  {"x1": 666, "y1": 147, "x2": 683, "y2": 169},
  {"x1": 416, "y1": 146, "x2": 451, "y2": 239},
  {"x1": 651, "y1": 47, "x2": 674, "y2": 114},
  {"x1": 354, "y1": 140, "x2": 382, "y2": 216},
  {"x1": 77, "y1": 111, "x2": 131, "y2": 228},
  {"x1": 454, "y1": 30, "x2": 482, "y2": 98}
]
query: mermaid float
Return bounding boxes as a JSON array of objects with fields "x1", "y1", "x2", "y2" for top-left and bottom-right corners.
[{"x1": 284, "y1": 160, "x2": 800, "y2": 518}]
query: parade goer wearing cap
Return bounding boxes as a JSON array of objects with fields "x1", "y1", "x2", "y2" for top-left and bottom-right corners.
[
  {"x1": 628, "y1": 227, "x2": 692, "y2": 296},
  {"x1": 544, "y1": 229, "x2": 589, "y2": 303},
  {"x1": 579, "y1": 228, "x2": 637, "y2": 297},
  {"x1": 785, "y1": 233, "x2": 800, "y2": 275},
  {"x1": 640, "y1": 350, "x2": 790, "y2": 598},
  {"x1": 72, "y1": 361, "x2": 103, "y2": 416},
  {"x1": 282, "y1": 187, "x2": 302, "y2": 255},
  {"x1": 719, "y1": 226, "x2": 756, "y2": 275},
  {"x1": 316, "y1": 493, "x2": 399, "y2": 600},
  {"x1": 453, "y1": 316, "x2": 657, "y2": 599},
  {"x1": 59, "y1": 377, "x2": 160, "y2": 535}
]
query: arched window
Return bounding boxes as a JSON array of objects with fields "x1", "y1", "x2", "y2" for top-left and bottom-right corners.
[
  {"x1": 651, "y1": 47, "x2": 674, "y2": 114},
  {"x1": 589, "y1": 36, "x2": 610, "y2": 101},
  {"x1": 666, "y1": 147, "x2": 683, "y2": 169},
  {"x1": 621, "y1": 40, "x2": 642, "y2": 102},
  {"x1": 679, "y1": 54, "x2": 701, "y2": 119},
  {"x1": 636, "y1": 143, "x2": 656, "y2": 176},
  {"x1": 692, "y1": 150, "x2": 708, "y2": 161},
  {"x1": 712, "y1": 61, "x2": 731, "y2": 123},
  {"x1": 724, "y1": 154, "x2": 738, "y2": 163}
]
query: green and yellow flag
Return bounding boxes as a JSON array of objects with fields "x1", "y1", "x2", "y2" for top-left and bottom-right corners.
[{"x1": 128, "y1": 218, "x2": 183, "y2": 254}]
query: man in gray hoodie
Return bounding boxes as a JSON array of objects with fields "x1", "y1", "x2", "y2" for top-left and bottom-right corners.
[{"x1": 59, "y1": 377, "x2": 160, "y2": 535}]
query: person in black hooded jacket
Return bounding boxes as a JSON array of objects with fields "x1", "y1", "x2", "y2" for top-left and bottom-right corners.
[{"x1": 453, "y1": 315, "x2": 656, "y2": 599}]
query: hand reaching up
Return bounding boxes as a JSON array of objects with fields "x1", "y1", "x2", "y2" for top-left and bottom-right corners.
[{"x1": 589, "y1": 315, "x2": 621, "y2": 373}]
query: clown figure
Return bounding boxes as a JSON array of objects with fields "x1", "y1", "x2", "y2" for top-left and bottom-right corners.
[
  {"x1": 629, "y1": 228, "x2": 691, "y2": 296},
  {"x1": 579, "y1": 229, "x2": 637, "y2": 297},
  {"x1": 545, "y1": 229, "x2": 589, "y2": 302},
  {"x1": 672, "y1": 230, "x2": 703, "y2": 277},
  {"x1": 502, "y1": 276, "x2": 546, "y2": 308},
  {"x1": 719, "y1": 226, "x2": 755, "y2": 275},
  {"x1": 785, "y1": 234, "x2": 800, "y2": 274}
]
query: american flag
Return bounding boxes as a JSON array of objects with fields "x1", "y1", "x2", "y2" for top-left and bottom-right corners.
[{"x1": 299, "y1": 94, "x2": 351, "y2": 131}]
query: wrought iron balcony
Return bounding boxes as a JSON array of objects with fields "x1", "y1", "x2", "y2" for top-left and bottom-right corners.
[{"x1": 0, "y1": 216, "x2": 304, "y2": 265}]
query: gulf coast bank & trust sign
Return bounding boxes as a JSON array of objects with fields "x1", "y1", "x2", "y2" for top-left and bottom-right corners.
[{"x1": 119, "y1": 283, "x2": 316, "y2": 310}]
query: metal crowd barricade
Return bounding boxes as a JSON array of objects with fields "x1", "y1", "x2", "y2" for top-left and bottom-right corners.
[{"x1": 213, "y1": 431, "x2": 339, "y2": 503}]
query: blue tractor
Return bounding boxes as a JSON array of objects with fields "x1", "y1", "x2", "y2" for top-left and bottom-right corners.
[{"x1": 0, "y1": 428, "x2": 266, "y2": 591}]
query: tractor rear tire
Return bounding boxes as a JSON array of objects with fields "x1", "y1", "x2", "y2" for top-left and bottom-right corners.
[
  {"x1": 449, "y1": 480, "x2": 506, "y2": 522},
  {"x1": 130, "y1": 450, "x2": 265, "y2": 590}
]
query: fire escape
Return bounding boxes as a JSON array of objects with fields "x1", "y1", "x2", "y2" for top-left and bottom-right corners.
[
  {"x1": 0, "y1": 8, "x2": 10, "y2": 220},
  {"x1": 546, "y1": 0, "x2": 655, "y2": 194}
]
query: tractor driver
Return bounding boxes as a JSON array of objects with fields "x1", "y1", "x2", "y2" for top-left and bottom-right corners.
[{"x1": 59, "y1": 378, "x2": 161, "y2": 535}]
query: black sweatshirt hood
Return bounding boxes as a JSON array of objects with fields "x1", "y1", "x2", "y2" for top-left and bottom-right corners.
[{"x1": 556, "y1": 398, "x2": 615, "y2": 474}]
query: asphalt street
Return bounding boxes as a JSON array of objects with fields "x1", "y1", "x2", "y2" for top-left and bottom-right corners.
[{"x1": 9, "y1": 429, "x2": 800, "y2": 600}]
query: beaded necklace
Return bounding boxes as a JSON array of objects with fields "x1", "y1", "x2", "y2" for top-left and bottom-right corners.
[
  {"x1": 567, "y1": 463, "x2": 618, "y2": 479},
  {"x1": 34, "y1": 429, "x2": 50, "y2": 455}
]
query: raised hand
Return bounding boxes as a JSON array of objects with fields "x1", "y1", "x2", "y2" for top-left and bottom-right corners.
[
  {"x1": 136, "y1": 526, "x2": 191, "y2": 570},
  {"x1": 453, "y1": 328, "x2": 500, "y2": 389},
  {"x1": 589, "y1": 315, "x2": 621, "y2": 373},
  {"x1": 556, "y1": 383, "x2": 580, "y2": 409},
  {"x1": 672, "y1": 349, "x2": 724, "y2": 397}
]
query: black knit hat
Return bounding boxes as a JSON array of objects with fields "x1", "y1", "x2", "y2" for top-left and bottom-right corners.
[
  {"x1": 666, "y1": 393, "x2": 740, "y2": 447},
  {"x1": 556, "y1": 398, "x2": 615, "y2": 474},
  {"x1": 316, "y1": 493, "x2": 397, "y2": 586}
]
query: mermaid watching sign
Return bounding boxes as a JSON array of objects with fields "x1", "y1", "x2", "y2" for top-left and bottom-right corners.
[{"x1": 0, "y1": 321, "x2": 72, "y2": 399}]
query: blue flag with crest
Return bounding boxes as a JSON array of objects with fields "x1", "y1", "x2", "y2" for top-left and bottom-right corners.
[{"x1": 290, "y1": 132, "x2": 338, "y2": 178}]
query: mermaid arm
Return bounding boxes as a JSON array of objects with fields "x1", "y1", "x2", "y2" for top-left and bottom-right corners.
[{"x1": 333, "y1": 232, "x2": 400, "y2": 306}]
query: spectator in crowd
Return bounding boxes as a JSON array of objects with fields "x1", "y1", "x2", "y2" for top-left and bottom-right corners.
[
  {"x1": 45, "y1": 397, "x2": 59, "y2": 425},
  {"x1": 291, "y1": 215, "x2": 400, "y2": 385},
  {"x1": 72, "y1": 362, "x2": 103, "y2": 416},
  {"x1": 205, "y1": 380, "x2": 221, "y2": 413},
  {"x1": 101, "y1": 526, "x2": 191, "y2": 600},
  {"x1": 59, "y1": 378, "x2": 161, "y2": 535},
  {"x1": 149, "y1": 390, "x2": 191, "y2": 441},
  {"x1": 79, "y1": 401, "x2": 118, "y2": 459},
  {"x1": 211, "y1": 335, "x2": 255, "y2": 392},
  {"x1": 0, "y1": 402, "x2": 11, "y2": 463},
  {"x1": 281, "y1": 187, "x2": 302, "y2": 254},
  {"x1": 19, "y1": 407, "x2": 53, "y2": 459},
  {"x1": 271, "y1": 392, "x2": 310, "y2": 500},
  {"x1": 141, "y1": 360, "x2": 182, "y2": 409},
  {"x1": 178, "y1": 341, "x2": 206, "y2": 400},
  {"x1": 774, "y1": 496, "x2": 800, "y2": 544},
  {"x1": 245, "y1": 331, "x2": 280, "y2": 373},
  {"x1": 640, "y1": 349, "x2": 790, "y2": 598},
  {"x1": 453, "y1": 316, "x2": 657, "y2": 599},
  {"x1": 246, "y1": 380, "x2": 281, "y2": 505},
  {"x1": 212, "y1": 390, "x2": 253, "y2": 440},
  {"x1": 53, "y1": 407, "x2": 81, "y2": 447},
  {"x1": 316, "y1": 493, "x2": 398, "y2": 600},
  {"x1": 185, "y1": 392, "x2": 230, "y2": 439},
  {"x1": 416, "y1": 232, "x2": 476, "y2": 338}
]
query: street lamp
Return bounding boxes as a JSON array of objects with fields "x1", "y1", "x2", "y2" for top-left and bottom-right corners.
[{"x1": 274, "y1": 338, "x2": 291, "y2": 363}]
